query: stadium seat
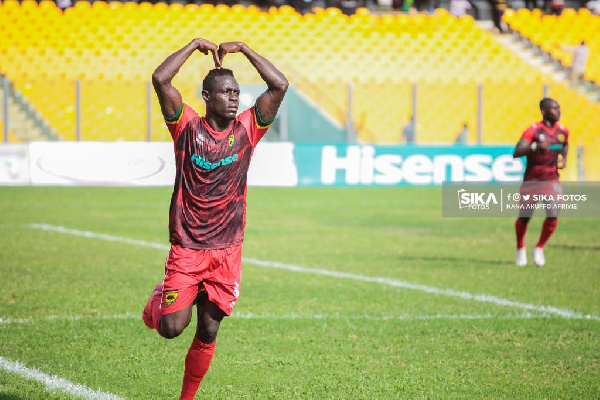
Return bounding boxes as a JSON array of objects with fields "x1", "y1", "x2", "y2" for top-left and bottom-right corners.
[
  {"x1": 503, "y1": 8, "x2": 599, "y2": 84},
  {"x1": 0, "y1": 1, "x2": 597, "y2": 179}
]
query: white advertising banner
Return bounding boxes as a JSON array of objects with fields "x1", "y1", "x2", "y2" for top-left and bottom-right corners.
[
  {"x1": 22, "y1": 141, "x2": 298, "y2": 187},
  {"x1": 2, "y1": 142, "x2": 519, "y2": 187},
  {"x1": 0, "y1": 144, "x2": 30, "y2": 184},
  {"x1": 247, "y1": 142, "x2": 298, "y2": 187},
  {"x1": 29, "y1": 142, "x2": 176, "y2": 186}
]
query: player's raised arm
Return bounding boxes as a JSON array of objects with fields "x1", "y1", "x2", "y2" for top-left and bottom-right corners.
[
  {"x1": 152, "y1": 38, "x2": 220, "y2": 120},
  {"x1": 218, "y1": 42, "x2": 288, "y2": 122}
]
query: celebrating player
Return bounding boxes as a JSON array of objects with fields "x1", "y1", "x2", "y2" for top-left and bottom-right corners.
[
  {"x1": 512, "y1": 98, "x2": 569, "y2": 267},
  {"x1": 142, "y1": 38, "x2": 288, "y2": 399}
]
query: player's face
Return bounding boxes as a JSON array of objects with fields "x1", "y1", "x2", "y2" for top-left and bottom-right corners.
[
  {"x1": 207, "y1": 76, "x2": 240, "y2": 120},
  {"x1": 542, "y1": 101, "x2": 560, "y2": 123}
]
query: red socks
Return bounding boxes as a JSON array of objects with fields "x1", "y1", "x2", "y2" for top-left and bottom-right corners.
[
  {"x1": 516, "y1": 218, "x2": 558, "y2": 249},
  {"x1": 179, "y1": 337, "x2": 216, "y2": 400},
  {"x1": 142, "y1": 285, "x2": 164, "y2": 335},
  {"x1": 151, "y1": 290, "x2": 163, "y2": 335},
  {"x1": 144, "y1": 287, "x2": 217, "y2": 398},
  {"x1": 515, "y1": 219, "x2": 528, "y2": 249},
  {"x1": 536, "y1": 218, "x2": 558, "y2": 248}
]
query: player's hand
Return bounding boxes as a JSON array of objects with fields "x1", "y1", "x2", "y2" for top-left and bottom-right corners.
[
  {"x1": 217, "y1": 42, "x2": 247, "y2": 65},
  {"x1": 557, "y1": 157, "x2": 567, "y2": 169},
  {"x1": 537, "y1": 140, "x2": 549, "y2": 151},
  {"x1": 193, "y1": 39, "x2": 221, "y2": 69}
]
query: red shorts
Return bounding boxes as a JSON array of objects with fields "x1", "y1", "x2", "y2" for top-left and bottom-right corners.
[
  {"x1": 160, "y1": 243, "x2": 242, "y2": 316},
  {"x1": 519, "y1": 180, "x2": 562, "y2": 218}
]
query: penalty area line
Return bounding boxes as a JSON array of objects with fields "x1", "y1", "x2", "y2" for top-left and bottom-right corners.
[
  {"x1": 0, "y1": 356, "x2": 125, "y2": 400},
  {"x1": 26, "y1": 223, "x2": 600, "y2": 321}
]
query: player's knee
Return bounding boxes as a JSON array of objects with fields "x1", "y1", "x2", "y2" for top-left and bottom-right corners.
[
  {"x1": 197, "y1": 321, "x2": 220, "y2": 344},
  {"x1": 159, "y1": 318, "x2": 186, "y2": 339}
]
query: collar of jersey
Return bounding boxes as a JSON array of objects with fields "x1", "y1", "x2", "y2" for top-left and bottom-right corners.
[
  {"x1": 201, "y1": 117, "x2": 234, "y2": 140},
  {"x1": 538, "y1": 121, "x2": 559, "y2": 135}
]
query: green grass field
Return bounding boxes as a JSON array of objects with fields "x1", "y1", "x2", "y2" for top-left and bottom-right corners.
[{"x1": 0, "y1": 186, "x2": 598, "y2": 399}]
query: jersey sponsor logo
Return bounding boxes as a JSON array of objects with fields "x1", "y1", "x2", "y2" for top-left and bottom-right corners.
[
  {"x1": 228, "y1": 133, "x2": 236, "y2": 147},
  {"x1": 191, "y1": 153, "x2": 239, "y2": 170},
  {"x1": 164, "y1": 290, "x2": 178, "y2": 306}
]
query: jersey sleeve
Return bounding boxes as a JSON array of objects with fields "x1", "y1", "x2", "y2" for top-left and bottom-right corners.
[
  {"x1": 237, "y1": 104, "x2": 273, "y2": 147},
  {"x1": 518, "y1": 125, "x2": 536, "y2": 145},
  {"x1": 165, "y1": 103, "x2": 198, "y2": 142}
]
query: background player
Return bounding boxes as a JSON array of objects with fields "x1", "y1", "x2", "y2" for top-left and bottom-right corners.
[
  {"x1": 512, "y1": 98, "x2": 569, "y2": 267},
  {"x1": 142, "y1": 38, "x2": 288, "y2": 399}
]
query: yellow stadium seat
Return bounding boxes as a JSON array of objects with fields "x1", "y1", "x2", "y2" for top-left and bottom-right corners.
[{"x1": 0, "y1": 1, "x2": 595, "y2": 178}]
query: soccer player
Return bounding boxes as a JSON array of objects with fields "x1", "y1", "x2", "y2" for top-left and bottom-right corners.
[
  {"x1": 142, "y1": 38, "x2": 288, "y2": 399},
  {"x1": 512, "y1": 98, "x2": 569, "y2": 267}
]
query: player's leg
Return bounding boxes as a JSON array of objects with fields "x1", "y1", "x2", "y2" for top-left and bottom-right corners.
[
  {"x1": 142, "y1": 284, "x2": 196, "y2": 338},
  {"x1": 142, "y1": 284, "x2": 164, "y2": 331},
  {"x1": 533, "y1": 182, "x2": 561, "y2": 267},
  {"x1": 180, "y1": 298, "x2": 226, "y2": 400},
  {"x1": 515, "y1": 216, "x2": 530, "y2": 266},
  {"x1": 142, "y1": 245, "x2": 203, "y2": 337},
  {"x1": 179, "y1": 244, "x2": 243, "y2": 399},
  {"x1": 534, "y1": 214, "x2": 559, "y2": 267},
  {"x1": 160, "y1": 305, "x2": 195, "y2": 339},
  {"x1": 515, "y1": 216, "x2": 530, "y2": 249},
  {"x1": 532, "y1": 217, "x2": 557, "y2": 267},
  {"x1": 538, "y1": 217, "x2": 559, "y2": 241},
  {"x1": 515, "y1": 183, "x2": 535, "y2": 266}
]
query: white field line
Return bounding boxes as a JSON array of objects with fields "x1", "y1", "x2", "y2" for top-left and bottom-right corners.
[
  {"x1": 0, "y1": 356, "x2": 124, "y2": 400},
  {"x1": 0, "y1": 311, "x2": 577, "y2": 326},
  {"x1": 26, "y1": 223, "x2": 600, "y2": 321},
  {"x1": 0, "y1": 313, "x2": 139, "y2": 325}
]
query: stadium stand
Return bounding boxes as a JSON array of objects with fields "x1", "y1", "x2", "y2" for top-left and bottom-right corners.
[
  {"x1": 503, "y1": 8, "x2": 600, "y2": 84},
  {"x1": 0, "y1": 1, "x2": 598, "y2": 179}
]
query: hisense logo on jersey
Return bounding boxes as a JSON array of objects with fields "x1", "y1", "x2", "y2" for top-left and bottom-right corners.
[
  {"x1": 320, "y1": 146, "x2": 523, "y2": 185},
  {"x1": 191, "y1": 153, "x2": 239, "y2": 170}
]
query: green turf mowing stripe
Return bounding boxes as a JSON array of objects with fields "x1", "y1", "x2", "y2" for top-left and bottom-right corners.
[{"x1": 26, "y1": 223, "x2": 600, "y2": 321}]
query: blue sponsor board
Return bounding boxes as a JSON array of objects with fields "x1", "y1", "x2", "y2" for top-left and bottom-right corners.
[{"x1": 293, "y1": 144, "x2": 524, "y2": 186}]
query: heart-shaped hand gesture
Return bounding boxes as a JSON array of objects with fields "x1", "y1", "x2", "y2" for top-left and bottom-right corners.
[
  {"x1": 194, "y1": 38, "x2": 221, "y2": 69},
  {"x1": 217, "y1": 42, "x2": 246, "y2": 66}
]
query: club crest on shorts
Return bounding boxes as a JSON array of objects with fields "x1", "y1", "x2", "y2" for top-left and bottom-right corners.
[
  {"x1": 164, "y1": 290, "x2": 178, "y2": 306},
  {"x1": 228, "y1": 133, "x2": 235, "y2": 147}
]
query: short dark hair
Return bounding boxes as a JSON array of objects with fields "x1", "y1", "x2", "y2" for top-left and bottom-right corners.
[
  {"x1": 539, "y1": 97, "x2": 557, "y2": 110},
  {"x1": 202, "y1": 69, "x2": 235, "y2": 92}
]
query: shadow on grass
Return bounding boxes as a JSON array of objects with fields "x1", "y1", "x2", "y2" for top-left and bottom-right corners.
[
  {"x1": 553, "y1": 244, "x2": 600, "y2": 251},
  {"x1": 0, "y1": 394, "x2": 26, "y2": 400},
  {"x1": 397, "y1": 255, "x2": 514, "y2": 266}
]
